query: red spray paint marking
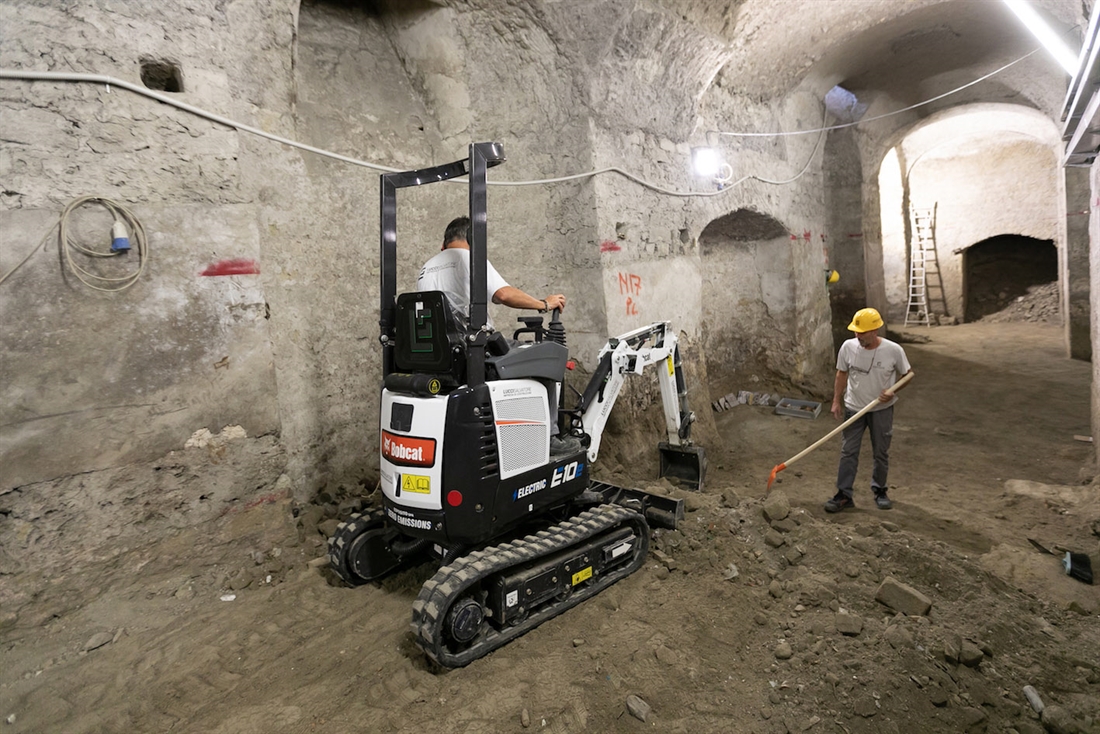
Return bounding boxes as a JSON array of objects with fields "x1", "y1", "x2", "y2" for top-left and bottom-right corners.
[
  {"x1": 600, "y1": 240, "x2": 621, "y2": 252},
  {"x1": 218, "y1": 491, "x2": 287, "y2": 518},
  {"x1": 201, "y1": 258, "x2": 260, "y2": 276},
  {"x1": 847, "y1": 233, "x2": 863, "y2": 238}
]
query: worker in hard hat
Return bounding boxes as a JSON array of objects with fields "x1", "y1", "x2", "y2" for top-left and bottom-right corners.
[{"x1": 825, "y1": 307, "x2": 914, "y2": 513}]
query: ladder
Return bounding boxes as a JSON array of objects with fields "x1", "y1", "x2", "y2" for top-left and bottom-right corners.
[{"x1": 905, "y1": 207, "x2": 945, "y2": 327}]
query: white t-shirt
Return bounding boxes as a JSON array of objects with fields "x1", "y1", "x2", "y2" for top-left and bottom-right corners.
[
  {"x1": 836, "y1": 337, "x2": 911, "y2": 412},
  {"x1": 416, "y1": 248, "x2": 509, "y2": 327}
]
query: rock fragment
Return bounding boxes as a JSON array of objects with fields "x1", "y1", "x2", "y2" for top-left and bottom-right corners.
[
  {"x1": 959, "y1": 639, "x2": 984, "y2": 668},
  {"x1": 961, "y1": 706, "x2": 987, "y2": 728},
  {"x1": 835, "y1": 612, "x2": 863, "y2": 636},
  {"x1": 82, "y1": 632, "x2": 113, "y2": 652},
  {"x1": 1041, "y1": 704, "x2": 1089, "y2": 734},
  {"x1": 626, "y1": 694, "x2": 651, "y2": 723},
  {"x1": 763, "y1": 491, "x2": 790, "y2": 522},
  {"x1": 875, "y1": 576, "x2": 932, "y2": 616},
  {"x1": 883, "y1": 624, "x2": 913, "y2": 649},
  {"x1": 774, "y1": 641, "x2": 793, "y2": 660}
]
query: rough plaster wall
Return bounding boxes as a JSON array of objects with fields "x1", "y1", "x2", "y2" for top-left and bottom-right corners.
[
  {"x1": 824, "y1": 128, "x2": 866, "y2": 348},
  {"x1": 900, "y1": 138, "x2": 1060, "y2": 320},
  {"x1": 383, "y1": 3, "x2": 607, "y2": 362},
  {"x1": 8, "y1": 0, "x2": 1077, "y2": 507},
  {"x1": 0, "y1": 1, "x2": 291, "y2": 490},
  {"x1": 1064, "y1": 166, "x2": 1092, "y2": 361},
  {"x1": 1092, "y1": 159, "x2": 1100, "y2": 469},
  {"x1": 588, "y1": 61, "x2": 836, "y2": 400}
]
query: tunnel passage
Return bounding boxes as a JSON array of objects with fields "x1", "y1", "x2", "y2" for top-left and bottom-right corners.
[
  {"x1": 699, "y1": 209, "x2": 797, "y2": 393},
  {"x1": 963, "y1": 235, "x2": 1057, "y2": 322}
]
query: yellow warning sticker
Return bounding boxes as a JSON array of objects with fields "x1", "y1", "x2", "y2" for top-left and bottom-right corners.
[
  {"x1": 428, "y1": 378, "x2": 441, "y2": 394},
  {"x1": 401, "y1": 474, "x2": 431, "y2": 494},
  {"x1": 666, "y1": 356, "x2": 674, "y2": 376},
  {"x1": 571, "y1": 566, "x2": 593, "y2": 586}
]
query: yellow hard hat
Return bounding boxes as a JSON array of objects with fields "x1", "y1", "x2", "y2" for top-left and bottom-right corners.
[
  {"x1": 847, "y1": 307, "x2": 883, "y2": 333},
  {"x1": 826, "y1": 269, "x2": 839, "y2": 284}
]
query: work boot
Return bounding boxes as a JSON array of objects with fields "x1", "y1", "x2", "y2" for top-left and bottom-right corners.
[
  {"x1": 824, "y1": 492, "x2": 854, "y2": 513},
  {"x1": 874, "y1": 491, "x2": 893, "y2": 510},
  {"x1": 550, "y1": 434, "x2": 582, "y2": 457}
]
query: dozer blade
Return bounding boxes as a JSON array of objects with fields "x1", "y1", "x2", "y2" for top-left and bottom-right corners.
[{"x1": 658, "y1": 441, "x2": 706, "y2": 491}]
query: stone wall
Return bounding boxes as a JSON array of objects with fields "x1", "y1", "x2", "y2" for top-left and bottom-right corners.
[
  {"x1": 8, "y1": 0, "x2": 1077, "y2": 508},
  {"x1": 0, "y1": 0, "x2": 296, "y2": 490}
]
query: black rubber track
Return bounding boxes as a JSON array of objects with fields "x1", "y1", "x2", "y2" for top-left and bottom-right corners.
[
  {"x1": 327, "y1": 509, "x2": 385, "y2": 585},
  {"x1": 410, "y1": 503, "x2": 649, "y2": 668}
]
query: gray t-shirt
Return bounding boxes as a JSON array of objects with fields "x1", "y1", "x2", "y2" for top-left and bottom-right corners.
[
  {"x1": 836, "y1": 337, "x2": 911, "y2": 412},
  {"x1": 417, "y1": 248, "x2": 509, "y2": 327}
]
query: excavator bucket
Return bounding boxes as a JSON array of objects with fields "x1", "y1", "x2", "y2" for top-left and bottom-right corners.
[{"x1": 658, "y1": 442, "x2": 706, "y2": 491}]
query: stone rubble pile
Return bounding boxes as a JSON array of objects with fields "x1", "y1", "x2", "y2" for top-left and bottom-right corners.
[
  {"x1": 978, "y1": 282, "x2": 1061, "y2": 324},
  {"x1": 623, "y1": 483, "x2": 1099, "y2": 733}
]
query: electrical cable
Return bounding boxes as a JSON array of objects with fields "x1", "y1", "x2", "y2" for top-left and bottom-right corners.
[
  {"x1": 0, "y1": 221, "x2": 56, "y2": 286},
  {"x1": 714, "y1": 44, "x2": 1048, "y2": 138},
  {"x1": 0, "y1": 195, "x2": 149, "y2": 289},
  {"x1": 58, "y1": 196, "x2": 149, "y2": 291},
  {"x1": 0, "y1": 70, "x2": 404, "y2": 175},
  {"x1": 0, "y1": 40, "x2": 1048, "y2": 201}
]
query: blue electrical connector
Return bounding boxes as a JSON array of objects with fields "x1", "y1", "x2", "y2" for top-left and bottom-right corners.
[{"x1": 110, "y1": 220, "x2": 131, "y2": 252}]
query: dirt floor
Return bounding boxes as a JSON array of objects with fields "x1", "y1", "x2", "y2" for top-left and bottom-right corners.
[{"x1": 2, "y1": 321, "x2": 1098, "y2": 734}]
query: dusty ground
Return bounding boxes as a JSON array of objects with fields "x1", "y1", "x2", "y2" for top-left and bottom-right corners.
[{"x1": 2, "y1": 321, "x2": 1098, "y2": 734}]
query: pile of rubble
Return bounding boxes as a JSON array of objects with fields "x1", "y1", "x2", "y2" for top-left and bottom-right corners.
[
  {"x1": 979, "y1": 282, "x2": 1061, "y2": 324},
  {"x1": 712, "y1": 391, "x2": 781, "y2": 412}
]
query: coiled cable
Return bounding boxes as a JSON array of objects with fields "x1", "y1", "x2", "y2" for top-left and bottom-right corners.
[{"x1": 1, "y1": 196, "x2": 149, "y2": 290}]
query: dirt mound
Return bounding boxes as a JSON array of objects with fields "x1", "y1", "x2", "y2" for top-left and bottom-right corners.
[{"x1": 978, "y1": 282, "x2": 1060, "y2": 324}]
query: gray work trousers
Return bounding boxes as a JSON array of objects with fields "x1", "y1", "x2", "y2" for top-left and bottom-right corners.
[{"x1": 836, "y1": 405, "x2": 893, "y2": 498}]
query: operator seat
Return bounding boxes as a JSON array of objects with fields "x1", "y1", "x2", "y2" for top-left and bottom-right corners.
[
  {"x1": 387, "y1": 290, "x2": 568, "y2": 393},
  {"x1": 388, "y1": 291, "x2": 469, "y2": 393}
]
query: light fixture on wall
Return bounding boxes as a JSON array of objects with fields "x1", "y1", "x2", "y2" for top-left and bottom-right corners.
[
  {"x1": 1001, "y1": 0, "x2": 1079, "y2": 74},
  {"x1": 691, "y1": 147, "x2": 733, "y2": 185}
]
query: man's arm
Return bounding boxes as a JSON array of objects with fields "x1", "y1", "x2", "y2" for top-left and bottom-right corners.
[
  {"x1": 831, "y1": 370, "x2": 848, "y2": 420},
  {"x1": 493, "y1": 286, "x2": 566, "y2": 312},
  {"x1": 879, "y1": 369, "x2": 913, "y2": 403}
]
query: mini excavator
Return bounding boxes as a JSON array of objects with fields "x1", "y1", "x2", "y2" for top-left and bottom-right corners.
[{"x1": 328, "y1": 143, "x2": 706, "y2": 668}]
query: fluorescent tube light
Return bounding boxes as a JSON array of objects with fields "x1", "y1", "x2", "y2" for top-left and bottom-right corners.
[{"x1": 1002, "y1": 0, "x2": 1079, "y2": 74}]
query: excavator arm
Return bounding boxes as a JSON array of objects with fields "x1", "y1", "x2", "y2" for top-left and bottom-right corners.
[{"x1": 576, "y1": 322, "x2": 706, "y2": 490}]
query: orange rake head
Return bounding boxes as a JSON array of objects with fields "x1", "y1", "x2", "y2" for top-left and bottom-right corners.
[{"x1": 766, "y1": 462, "x2": 787, "y2": 490}]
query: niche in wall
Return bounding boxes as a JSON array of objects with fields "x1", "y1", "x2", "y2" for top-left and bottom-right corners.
[
  {"x1": 139, "y1": 59, "x2": 184, "y2": 92},
  {"x1": 699, "y1": 209, "x2": 795, "y2": 391},
  {"x1": 962, "y1": 234, "x2": 1057, "y2": 322}
]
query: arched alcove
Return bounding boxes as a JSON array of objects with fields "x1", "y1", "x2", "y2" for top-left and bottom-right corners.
[
  {"x1": 876, "y1": 104, "x2": 1064, "y2": 326},
  {"x1": 699, "y1": 209, "x2": 797, "y2": 393},
  {"x1": 963, "y1": 235, "x2": 1058, "y2": 322}
]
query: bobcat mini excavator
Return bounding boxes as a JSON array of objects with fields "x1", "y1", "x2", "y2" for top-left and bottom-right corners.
[{"x1": 328, "y1": 143, "x2": 706, "y2": 668}]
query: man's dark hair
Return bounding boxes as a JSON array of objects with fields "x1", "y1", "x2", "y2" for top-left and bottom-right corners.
[{"x1": 443, "y1": 216, "x2": 470, "y2": 247}]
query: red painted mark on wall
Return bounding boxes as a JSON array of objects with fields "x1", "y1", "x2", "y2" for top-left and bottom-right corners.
[
  {"x1": 600, "y1": 240, "x2": 621, "y2": 252},
  {"x1": 201, "y1": 258, "x2": 260, "y2": 276},
  {"x1": 847, "y1": 233, "x2": 863, "y2": 238},
  {"x1": 618, "y1": 272, "x2": 641, "y2": 316},
  {"x1": 218, "y1": 490, "x2": 288, "y2": 518},
  {"x1": 802, "y1": 230, "x2": 811, "y2": 241}
]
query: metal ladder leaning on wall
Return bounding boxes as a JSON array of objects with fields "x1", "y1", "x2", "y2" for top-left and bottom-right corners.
[{"x1": 905, "y1": 207, "x2": 946, "y2": 327}]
